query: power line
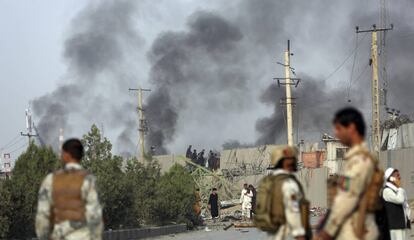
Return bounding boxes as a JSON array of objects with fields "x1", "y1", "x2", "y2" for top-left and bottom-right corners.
[
  {"x1": 347, "y1": 33, "x2": 360, "y2": 102},
  {"x1": 347, "y1": 63, "x2": 370, "y2": 101},
  {"x1": 8, "y1": 142, "x2": 28, "y2": 154},
  {"x1": 323, "y1": 32, "x2": 369, "y2": 82},
  {"x1": 1, "y1": 137, "x2": 25, "y2": 151},
  {"x1": 0, "y1": 134, "x2": 21, "y2": 150}
]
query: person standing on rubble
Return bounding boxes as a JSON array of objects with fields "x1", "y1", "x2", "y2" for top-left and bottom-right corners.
[
  {"x1": 208, "y1": 188, "x2": 220, "y2": 222},
  {"x1": 186, "y1": 145, "x2": 192, "y2": 158},
  {"x1": 192, "y1": 149, "x2": 197, "y2": 162},
  {"x1": 240, "y1": 183, "x2": 248, "y2": 203},
  {"x1": 35, "y1": 139, "x2": 103, "y2": 240},
  {"x1": 254, "y1": 145, "x2": 311, "y2": 240},
  {"x1": 240, "y1": 183, "x2": 253, "y2": 221},
  {"x1": 249, "y1": 184, "x2": 257, "y2": 217},
  {"x1": 315, "y1": 107, "x2": 382, "y2": 240},
  {"x1": 382, "y1": 168, "x2": 411, "y2": 240},
  {"x1": 194, "y1": 188, "x2": 202, "y2": 217}
]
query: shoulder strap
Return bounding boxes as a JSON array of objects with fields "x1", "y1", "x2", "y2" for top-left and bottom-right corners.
[
  {"x1": 273, "y1": 173, "x2": 304, "y2": 195},
  {"x1": 356, "y1": 149, "x2": 379, "y2": 166}
]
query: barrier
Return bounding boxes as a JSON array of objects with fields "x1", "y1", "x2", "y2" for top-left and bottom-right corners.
[{"x1": 103, "y1": 224, "x2": 187, "y2": 240}]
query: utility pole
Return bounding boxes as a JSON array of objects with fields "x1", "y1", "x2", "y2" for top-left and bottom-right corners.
[
  {"x1": 129, "y1": 87, "x2": 151, "y2": 160},
  {"x1": 274, "y1": 40, "x2": 301, "y2": 146},
  {"x1": 379, "y1": 0, "x2": 388, "y2": 110},
  {"x1": 356, "y1": 24, "x2": 393, "y2": 155},
  {"x1": 20, "y1": 108, "x2": 37, "y2": 143},
  {"x1": 59, "y1": 128, "x2": 64, "y2": 156}
]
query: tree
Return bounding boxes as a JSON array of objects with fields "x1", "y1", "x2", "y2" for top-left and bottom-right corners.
[
  {"x1": 123, "y1": 159, "x2": 160, "y2": 227},
  {"x1": 6, "y1": 142, "x2": 59, "y2": 238},
  {"x1": 0, "y1": 180, "x2": 11, "y2": 238},
  {"x1": 151, "y1": 164, "x2": 197, "y2": 227},
  {"x1": 81, "y1": 124, "x2": 130, "y2": 229}
]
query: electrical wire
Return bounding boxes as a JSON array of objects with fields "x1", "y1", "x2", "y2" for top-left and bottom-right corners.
[
  {"x1": 0, "y1": 134, "x2": 20, "y2": 150},
  {"x1": 347, "y1": 33, "x2": 359, "y2": 102},
  {"x1": 0, "y1": 137, "x2": 25, "y2": 151},
  {"x1": 323, "y1": 32, "x2": 369, "y2": 82},
  {"x1": 8, "y1": 142, "x2": 28, "y2": 154},
  {"x1": 346, "y1": 63, "x2": 370, "y2": 102}
]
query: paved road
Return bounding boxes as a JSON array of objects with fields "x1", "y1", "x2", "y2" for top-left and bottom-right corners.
[
  {"x1": 147, "y1": 227, "x2": 267, "y2": 240},
  {"x1": 147, "y1": 221, "x2": 414, "y2": 240}
]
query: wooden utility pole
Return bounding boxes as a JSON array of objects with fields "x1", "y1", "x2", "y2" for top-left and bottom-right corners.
[
  {"x1": 129, "y1": 87, "x2": 151, "y2": 160},
  {"x1": 274, "y1": 40, "x2": 300, "y2": 146},
  {"x1": 356, "y1": 24, "x2": 392, "y2": 155}
]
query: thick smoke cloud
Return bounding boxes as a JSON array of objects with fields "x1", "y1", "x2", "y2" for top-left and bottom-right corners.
[
  {"x1": 31, "y1": 0, "x2": 414, "y2": 154},
  {"x1": 32, "y1": 0, "x2": 142, "y2": 152},
  {"x1": 255, "y1": 75, "x2": 367, "y2": 145},
  {"x1": 144, "y1": 11, "x2": 250, "y2": 154}
]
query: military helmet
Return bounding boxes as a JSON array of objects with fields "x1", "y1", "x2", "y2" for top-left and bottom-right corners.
[{"x1": 270, "y1": 145, "x2": 298, "y2": 168}]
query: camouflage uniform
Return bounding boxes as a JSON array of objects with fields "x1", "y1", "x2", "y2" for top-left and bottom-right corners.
[
  {"x1": 35, "y1": 163, "x2": 103, "y2": 240},
  {"x1": 268, "y1": 169, "x2": 305, "y2": 240},
  {"x1": 322, "y1": 142, "x2": 378, "y2": 240}
]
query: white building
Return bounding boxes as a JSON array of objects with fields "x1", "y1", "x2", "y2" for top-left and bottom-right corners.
[{"x1": 322, "y1": 134, "x2": 348, "y2": 174}]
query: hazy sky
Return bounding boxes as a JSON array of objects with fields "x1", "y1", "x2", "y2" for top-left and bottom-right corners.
[{"x1": 1, "y1": 0, "x2": 413, "y2": 160}]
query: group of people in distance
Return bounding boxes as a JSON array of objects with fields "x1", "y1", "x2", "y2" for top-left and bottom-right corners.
[
  {"x1": 240, "y1": 183, "x2": 257, "y2": 222},
  {"x1": 186, "y1": 145, "x2": 220, "y2": 170}
]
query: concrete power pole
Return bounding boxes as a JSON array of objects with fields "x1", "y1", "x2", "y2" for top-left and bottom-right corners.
[
  {"x1": 59, "y1": 128, "x2": 64, "y2": 156},
  {"x1": 20, "y1": 108, "x2": 37, "y2": 143},
  {"x1": 356, "y1": 24, "x2": 392, "y2": 155},
  {"x1": 275, "y1": 40, "x2": 301, "y2": 146},
  {"x1": 129, "y1": 87, "x2": 151, "y2": 160}
]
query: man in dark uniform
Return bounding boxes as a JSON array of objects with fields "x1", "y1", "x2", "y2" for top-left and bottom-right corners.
[
  {"x1": 192, "y1": 149, "x2": 197, "y2": 163},
  {"x1": 186, "y1": 145, "x2": 192, "y2": 158},
  {"x1": 208, "y1": 188, "x2": 219, "y2": 222}
]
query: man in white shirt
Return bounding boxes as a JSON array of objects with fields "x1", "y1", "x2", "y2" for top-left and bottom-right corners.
[
  {"x1": 240, "y1": 183, "x2": 250, "y2": 221},
  {"x1": 383, "y1": 168, "x2": 411, "y2": 240}
]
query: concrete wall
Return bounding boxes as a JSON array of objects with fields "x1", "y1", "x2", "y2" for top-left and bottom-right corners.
[
  {"x1": 220, "y1": 145, "x2": 279, "y2": 170},
  {"x1": 152, "y1": 154, "x2": 187, "y2": 173},
  {"x1": 103, "y1": 224, "x2": 187, "y2": 240},
  {"x1": 296, "y1": 167, "x2": 329, "y2": 208},
  {"x1": 380, "y1": 148, "x2": 414, "y2": 200}
]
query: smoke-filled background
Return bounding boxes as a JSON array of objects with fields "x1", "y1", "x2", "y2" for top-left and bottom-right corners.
[{"x1": 2, "y1": 0, "x2": 414, "y2": 156}]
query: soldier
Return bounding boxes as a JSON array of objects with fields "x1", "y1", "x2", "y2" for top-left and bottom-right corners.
[
  {"x1": 35, "y1": 138, "x2": 103, "y2": 240},
  {"x1": 186, "y1": 145, "x2": 192, "y2": 158},
  {"x1": 315, "y1": 107, "x2": 380, "y2": 240},
  {"x1": 192, "y1": 149, "x2": 197, "y2": 163},
  {"x1": 255, "y1": 145, "x2": 311, "y2": 240}
]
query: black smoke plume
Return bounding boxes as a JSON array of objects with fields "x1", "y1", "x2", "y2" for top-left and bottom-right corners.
[
  {"x1": 144, "y1": 11, "x2": 250, "y2": 154},
  {"x1": 32, "y1": 0, "x2": 142, "y2": 152}
]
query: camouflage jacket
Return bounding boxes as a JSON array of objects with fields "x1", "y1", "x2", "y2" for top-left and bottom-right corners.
[
  {"x1": 322, "y1": 142, "x2": 378, "y2": 240},
  {"x1": 35, "y1": 163, "x2": 103, "y2": 240}
]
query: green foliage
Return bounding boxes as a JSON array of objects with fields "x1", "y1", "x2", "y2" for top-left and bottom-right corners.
[
  {"x1": 5, "y1": 142, "x2": 59, "y2": 238},
  {"x1": 0, "y1": 180, "x2": 11, "y2": 238},
  {"x1": 81, "y1": 124, "x2": 129, "y2": 229},
  {"x1": 0, "y1": 124, "x2": 198, "y2": 239},
  {"x1": 123, "y1": 159, "x2": 160, "y2": 226},
  {"x1": 151, "y1": 164, "x2": 197, "y2": 227}
]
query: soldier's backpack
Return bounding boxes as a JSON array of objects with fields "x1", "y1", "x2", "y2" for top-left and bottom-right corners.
[{"x1": 254, "y1": 173, "x2": 311, "y2": 237}]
